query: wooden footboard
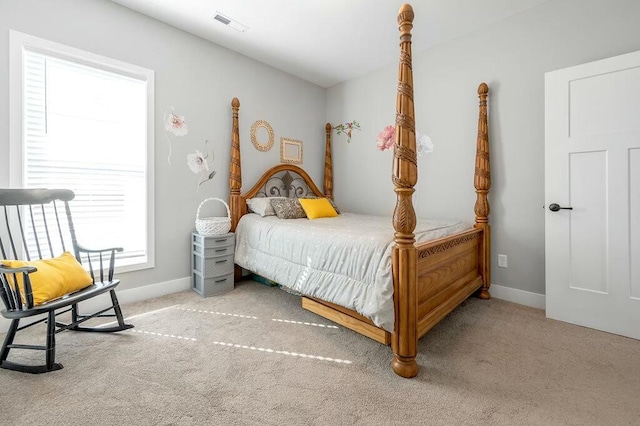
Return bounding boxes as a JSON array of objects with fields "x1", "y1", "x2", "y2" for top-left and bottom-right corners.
[
  {"x1": 415, "y1": 229, "x2": 485, "y2": 338},
  {"x1": 300, "y1": 227, "x2": 486, "y2": 346}
]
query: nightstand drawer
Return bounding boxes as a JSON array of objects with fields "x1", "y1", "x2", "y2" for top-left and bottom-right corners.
[
  {"x1": 192, "y1": 233, "x2": 234, "y2": 248},
  {"x1": 193, "y1": 243, "x2": 235, "y2": 258},
  {"x1": 192, "y1": 253, "x2": 234, "y2": 276},
  {"x1": 192, "y1": 271, "x2": 234, "y2": 297}
]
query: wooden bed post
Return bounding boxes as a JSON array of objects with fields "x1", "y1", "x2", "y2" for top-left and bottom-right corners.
[
  {"x1": 323, "y1": 123, "x2": 333, "y2": 200},
  {"x1": 391, "y1": 3, "x2": 419, "y2": 379},
  {"x1": 229, "y1": 98, "x2": 243, "y2": 282},
  {"x1": 474, "y1": 83, "x2": 491, "y2": 299},
  {"x1": 229, "y1": 97, "x2": 243, "y2": 232}
]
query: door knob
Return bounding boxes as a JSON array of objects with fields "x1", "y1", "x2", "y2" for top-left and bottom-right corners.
[{"x1": 549, "y1": 203, "x2": 573, "y2": 212}]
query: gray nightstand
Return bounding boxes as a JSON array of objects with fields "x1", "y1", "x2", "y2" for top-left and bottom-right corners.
[{"x1": 191, "y1": 232, "x2": 235, "y2": 297}]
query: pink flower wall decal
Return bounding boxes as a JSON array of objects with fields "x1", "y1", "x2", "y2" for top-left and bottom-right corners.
[
  {"x1": 164, "y1": 107, "x2": 189, "y2": 164},
  {"x1": 165, "y1": 112, "x2": 188, "y2": 136},
  {"x1": 376, "y1": 125, "x2": 434, "y2": 156},
  {"x1": 376, "y1": 125, "x2": 395, "y2": 151}
]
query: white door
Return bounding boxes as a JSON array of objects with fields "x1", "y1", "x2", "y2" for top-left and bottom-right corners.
[{"x1": 545, "y1": 50, "x2": 640, "y2": 339}]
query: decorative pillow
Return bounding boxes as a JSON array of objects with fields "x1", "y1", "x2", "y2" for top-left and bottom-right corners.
[
  {"x1": 298, "y1": 198, "x2": 338, "y2": 220},
  {"x1": 269, "y1": 198, "x2": 307, "y2": 219},
  {"x1": 2, "y1": 252, "x2": 93, "y2": 306},
  {"x1": 246, "y1": 197, "x2": 285, "y2": 217},
  {"x1": 302, "y1": 195, "x2": 340, "y2": 214}
]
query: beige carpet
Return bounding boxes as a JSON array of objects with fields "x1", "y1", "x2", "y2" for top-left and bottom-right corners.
[{"x1": 1, "y1": 280, "x2": 639, "y2": 425}]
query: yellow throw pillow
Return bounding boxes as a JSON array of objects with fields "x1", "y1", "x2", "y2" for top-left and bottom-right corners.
[
  {"x1": 2, "y1": 252, "x2": 93, "y2": 306},
  {"x1": 298, "y1": 197, "x2": 338, "y2": 220}
]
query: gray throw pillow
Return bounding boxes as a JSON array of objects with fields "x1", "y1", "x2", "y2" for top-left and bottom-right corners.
[{"x1": 269, "y1": 198, "x2": 307, "y2": 219}]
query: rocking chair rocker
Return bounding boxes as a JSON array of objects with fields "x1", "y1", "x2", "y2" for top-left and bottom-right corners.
[{"x1": 0, "y1": 188, "x2": 133, "y2": 373}]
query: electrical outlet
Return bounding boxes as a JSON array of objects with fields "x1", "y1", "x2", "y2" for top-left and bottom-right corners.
[{"x1": 497, "y1": 254, "x2": 508, "y2": 268}]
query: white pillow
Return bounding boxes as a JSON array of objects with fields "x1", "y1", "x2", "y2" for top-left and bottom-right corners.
[{"x1": 246, "y1": 197, "x2": 284, "y2": 217}]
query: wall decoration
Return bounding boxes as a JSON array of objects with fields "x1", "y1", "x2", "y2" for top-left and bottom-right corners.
[
  {"x1": 250, "y1": 120, "x2": 275, "y2": 152},
  {"x1": 333, "y1": 120, "x2": 360, "y2": 143},
  {"x1": 376, "y1": 125, "x2": 433, "y2": 157},
  {"x1": 280, "y1": 137, "x2": 303, "y2": 164},
  {"x1": 187, "y1": 140, "x2": 216, "y2": 189},
  {"x1": 164, "y1": 107, "x2": 188, "y2": 164}
]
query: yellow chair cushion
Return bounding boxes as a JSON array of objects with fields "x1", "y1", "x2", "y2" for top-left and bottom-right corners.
[
  {"x1": 298, "y1": 197, "x2": 338, "y2": 220},
  {"x1": 2, "y1": 252, "x2": 93, "y2": 306}
]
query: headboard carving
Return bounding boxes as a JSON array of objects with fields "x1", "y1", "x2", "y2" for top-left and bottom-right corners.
[
  {"x1": 242, "y1": 164, "x2": 324, "y2": 201},
  {"x1": 253, "y1": 170, "x2": 317, "y2": 199}
]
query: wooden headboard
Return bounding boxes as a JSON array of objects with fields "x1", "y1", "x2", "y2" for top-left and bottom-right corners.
[
  {"x1": 228, "y1": 100, "x2": 332, "y2": 231},
  {"x1": 242, "y1": 165, "x2": 324, "y2": 200}
]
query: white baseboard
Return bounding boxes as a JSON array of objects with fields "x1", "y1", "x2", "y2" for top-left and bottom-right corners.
[
  {"x1": 490, "y1": 284, "x2": 545, "y2": 310},
  {"x1": 0, "y1": 276, "x2": 191, "y2": 334},
  {"x1": 113, "y1": 276, "x2": 191, "y2": 306},
  {"x1": 1, "y1": 279, "x2": 545, "y2": 334}
]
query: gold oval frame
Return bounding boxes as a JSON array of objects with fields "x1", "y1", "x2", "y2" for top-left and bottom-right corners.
[{"x1": 250, "y1": 120, "x2": 274, "y2": 152}]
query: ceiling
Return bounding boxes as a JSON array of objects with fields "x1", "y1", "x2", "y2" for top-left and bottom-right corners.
[{"x1": 109, "y1": 0, "x2": 552, "y2": 88}]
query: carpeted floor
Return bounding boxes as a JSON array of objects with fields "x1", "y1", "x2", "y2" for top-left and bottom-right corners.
[{"x1": 1, "y1": 280, "x2": 639, "y2": 425}]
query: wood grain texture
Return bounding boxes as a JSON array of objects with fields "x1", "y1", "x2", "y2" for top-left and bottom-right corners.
[
  {"x1": 391, "y1": 2, "x2": 419, "y2": 379},
  {"x1": 417, "y1": 276, "x2": 483, "y2": 338},
  {"x1": 229, "y1": 98, "x2": 243, "y2": 232},
  {"x1": 323, "y1": 123, "x2": 333, "y2": 200},
  {"x1": 474, "y1": 83, "x2": 491, "y2": 299},
  {"x1": 302, "y1": 298, "x2": 391, "y2": 345}
]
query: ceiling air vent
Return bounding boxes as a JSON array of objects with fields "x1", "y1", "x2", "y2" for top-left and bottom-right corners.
[
  {"x1": 213, "y1": 14, "x2": 231, "y2": 25},
  {"x1": 212, "y1": 12, "x2": 249, "y2": 32}
]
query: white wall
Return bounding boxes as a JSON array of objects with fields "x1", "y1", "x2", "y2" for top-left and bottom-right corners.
[
  {"x1": 0, "y1": 0, "x2": 326, "y2": 294},
  {"x1": 2, "y1": 0, "x2": 640, "y2": 312},
  {"x1": 327, "y1": 0, "x2": 640, "y2": 296}
]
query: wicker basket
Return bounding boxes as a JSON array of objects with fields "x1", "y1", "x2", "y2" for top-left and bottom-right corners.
[{"x1": 195, "y1": 197, "x2": 231, "y2": 236}]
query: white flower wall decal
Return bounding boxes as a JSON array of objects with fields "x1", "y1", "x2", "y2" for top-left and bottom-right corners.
[
  {"x1": 187, "y1": 150, "x2": 209, "y2": 174},
  {"x1": 416, "y1": 132, "x2": 434, "y2": 157},
  {"x1": 187, "y1": 142, "x2": 216, "y2": 189},
  {"x1": 163, "y1": 107, "x2": 216, "y2": 190}
]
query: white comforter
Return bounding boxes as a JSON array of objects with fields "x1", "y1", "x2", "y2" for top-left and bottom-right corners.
[{"x1": 234, "y1": 213, "x2": 470, "y2": 332}]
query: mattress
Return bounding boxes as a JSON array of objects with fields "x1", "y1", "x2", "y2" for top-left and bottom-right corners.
[{"x1": 234, "y1": 212, "x2": 471, "y2": 332}]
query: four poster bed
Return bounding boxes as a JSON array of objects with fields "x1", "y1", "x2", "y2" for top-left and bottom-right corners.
[{"x1": 228, "y1": 3, "x2": 491, "y2": 378}]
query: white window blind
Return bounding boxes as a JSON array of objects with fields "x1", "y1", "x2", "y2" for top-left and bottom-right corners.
[{"x1": 21, "y1": 48, "x2": 151, "y2": 269}]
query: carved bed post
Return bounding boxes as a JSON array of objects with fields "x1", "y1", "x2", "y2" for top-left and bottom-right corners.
[
  {"x1": 391, "y1": 3, "x2": 419, "y2": 379},
  {"x1": 474, "y1": 83, "x2": 491, "y2": 299},
  {"x1": 229, "y1": 98, "x2": 243, "y2": 232},
  {"x1": 323, "y1": 123, "x2": 333, "y2": 200},
  {"x1": 229, "y1": 98, "x2": 244, "y2": 282}
]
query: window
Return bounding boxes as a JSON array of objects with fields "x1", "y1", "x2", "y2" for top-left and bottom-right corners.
[{"x1": 10, "y1": 31, "x2": 155, "y2": 272}]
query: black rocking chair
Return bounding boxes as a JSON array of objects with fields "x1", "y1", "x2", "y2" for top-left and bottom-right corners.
[{"x1": 0, "y1": 189, "x2": 133, "y2": 373}]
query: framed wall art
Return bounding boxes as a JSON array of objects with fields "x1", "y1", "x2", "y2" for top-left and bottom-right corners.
[
  {"x1": 280, "y1": 137, "x2": 302, "y2": 164},
  {"x1": 250, "y1": 120, "x2": 274, "y2": 152}
]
